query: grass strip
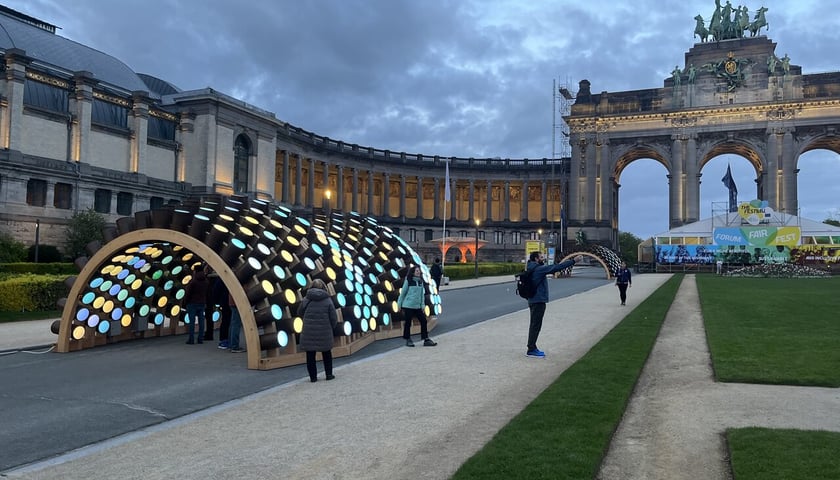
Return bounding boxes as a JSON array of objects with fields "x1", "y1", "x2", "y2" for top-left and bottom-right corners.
[
  {"x1": 452, "y1": 274, "x2": 683, "y2": 480},
  {"x1": 696, "y1": 276, "x2": 840, "y2": 387},
  {"x1": 728, "y1": 428, "x2": 840, "y2": 479},
  {"x1": 0, "y1": 310, "x2": 60, "y2": 323}
]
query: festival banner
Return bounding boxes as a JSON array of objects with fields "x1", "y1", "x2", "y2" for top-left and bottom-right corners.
[{"x1": 713, "y1": 226, "x2": 800, "y2": 247}]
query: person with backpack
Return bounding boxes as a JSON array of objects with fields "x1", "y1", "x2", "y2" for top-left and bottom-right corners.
[
  {"x1": 523, "y1": 251, "x2": 583, "y2": 358},
  {"x1": 430, "y1": 258, "x2": 443, "y2": 290},
  {"x1": 614, "y1": 261, "x2": 632, "y2": 306}
]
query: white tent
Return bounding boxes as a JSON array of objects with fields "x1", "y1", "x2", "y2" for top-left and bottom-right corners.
[{"x1": 651, "y1": 212, "x2": 840, "y2": 245}]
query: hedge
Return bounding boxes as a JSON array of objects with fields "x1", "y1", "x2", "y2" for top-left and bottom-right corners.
[
  {"x1": 0, "y1": 274, "x2": 68, "y2": 311},
  {"x1": 0, "y1": 263, "x2": 76, "y2": 275}
]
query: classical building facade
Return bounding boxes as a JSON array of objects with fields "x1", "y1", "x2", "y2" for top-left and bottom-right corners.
[{"x1": 2, "y1": 5, "x2": 839, "y2": 260}]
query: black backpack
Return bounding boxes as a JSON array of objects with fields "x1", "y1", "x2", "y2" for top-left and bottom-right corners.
[{"x1": 515, "y1": 269, "x2": 536, "y2": 299}]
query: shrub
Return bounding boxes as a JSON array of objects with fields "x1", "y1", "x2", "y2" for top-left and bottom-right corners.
[
  {"x1": 0, "y1": 263, "x2": 76, "y2": 275},
  {"x1": 65, "y1": 209, "x2": 105, "y2": 259},
  {"x1": 28, "y1": 244, "x2": 63, "y2": 263},
  {"x1": 0, "y1": 274, "x2": 67, "y2": 311},
  {"x1": 0, "y1": 233, "x2": 27, "y2": 263}
]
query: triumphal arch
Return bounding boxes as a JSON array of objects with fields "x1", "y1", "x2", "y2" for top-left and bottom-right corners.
[{"x1": 566, "y1": 4, "x2": 840, "y2": 246}]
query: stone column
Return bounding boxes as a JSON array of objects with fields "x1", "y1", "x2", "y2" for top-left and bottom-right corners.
[
  {"x1": 71, "y1": 71, "x2": 97, "y2": 164},
  {"x1": 367, "y1": 170, "x2": 375, "y2": 214},
  {"x1": 541, "y1": 179, "x2": 548, "y2": 222},
  {"x1": 294, "y1": 154, "x2": 303, "y2": 206},
  {"x1": 685, "y1": 134, "x2": 700, "y2": 223},
  {"x1": 337, "y1": 165, "x2": 345, "y2": 211},
  {"x1": 281, "y1": 151, "x2": 290, "y2": 204},
  {"x1": 433, "y1": 177, "x2": 440, "y2": 220},
  {"x1": 383, "y1": 172, "x2": 390, "y2": 217},
  {"x1": 669, "y1": 135, "x2": 685, "y2": 228},
  {"x1": 764, "y1": 128, "x2": 780, "y2": 210},
  {"x1": 416, "y1": 175, "x2": 423, "y2": 219},
  {"x1": 130, "y1": 90, "x2": 151, "y2": 175},
  {"x1": 597, "y1": 139, "x2": 612, "y2": 224},
  {"x1": 400, "y1": 175, "x2": 406, "y2": 219},
  {"x1": 521, "y1": 180, "x2": 528, "y2": 222},
  {"x1": 352, "y1": 168, "x2": 359, "y2": 212},
  {"x1": 781, "y1": 128, "x2": 797, "y2": 215},
  {"x1": 503, "y1": 181, "x2": 510, "y2": 221},
  {"x1": 307, "y1": 157, "x2": 316, "y2": 207},
  {"x1": 468, "y1": 179, "x2": 475, "y2": 221},
  {"x1": 486, "y1": 180, "x2": 492, "y2": 221},
  {"x1": 1, "y1": 49, "x2": 29, "y2": 151}
]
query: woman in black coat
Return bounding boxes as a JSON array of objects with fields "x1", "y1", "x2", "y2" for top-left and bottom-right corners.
[{"x1": 298, "y1": 279, "x2": 338, "y2": 382}]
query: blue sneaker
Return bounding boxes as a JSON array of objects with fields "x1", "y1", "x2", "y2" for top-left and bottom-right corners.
[
  {"x1": 526, "y1": 349, "x2": 545, "y2": 358},
  {"x1": 218, "y1": 341, "x2": 229, "y2": 350}
]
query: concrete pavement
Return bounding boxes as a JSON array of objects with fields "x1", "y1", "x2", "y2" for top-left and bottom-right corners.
[{"x1": 3, "y1": 270, "x2": 667, "y2": 479}]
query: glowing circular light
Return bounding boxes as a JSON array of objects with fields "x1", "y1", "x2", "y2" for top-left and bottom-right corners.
[
  {"x1": 283, "y1": 289, "x2": 297, "y2": 304},
  {"x1": 382, "y1": 313, "x2": 390, "y2": 326},
  {"x1": 243, "y1": 215, "x2": 259, "y2": 226},
  {"x1": 280, "y1": 250, "x2": 294, "y2": 263},
  {"x1": 343, "y1": 278, "x2": 354, "y2": 293},
  {"x1": 293, "y1": 317, "x2": 304, "y2": 333},
  {"x1": 342, "y1": 321, "x2": 353, "y2": 336},
  {"x1": 294, "y1": 272, "x2": 307, "y2": 288},
  {"x1": 360, "y1": 318, "x2": 369, "y2": 333},
  {"x1": 255, "y1": 243, "x2": 271, "y2": 257},
  {"x1": 435, "y1": 304, "x2": 442, "y2": 315},
  {"x1": 87, "y1": 314, "x2": 99, "y2": 328},
  {"x1": 390, "y1": 300, "x2": 399, "y2": 313},
  {"x1": 363, "y1": 284, "x2": 373, "y2": 296},
  {"x1": 371, "y1": 305, "x2": 379, "y2": 318},
  {"x1": 325, "y1": 267, "x2": 336, "y2": 281},
  {"x1": 125, "y1": 297, "x2": 136, "y2": 309},
  {"x1": 353, "y1": 305, "x2": 362, "y2": 320},
  {"x1": 303, "y1": 257, "x2": 316, "y2": 270},
  {"x1": 144, "y1": 286, "x2": 155, "y2": 297},
  {"x1": 81, "y1": 292, "x2": 96, "y2": 304},
  {"x1": 262, "y1": 230, "x2": 277, "y2": 242},
  {"x1": 139, "y1": 304, "x2": 150, "y2": 316},
  {"x1": 294, "y1": 224, "x2": 307, "y2": 236},
  {"x1": 261, "y1": 280, "x2": 275, "y2": 295},
  {"x1": 238, "y1": 226, "x2": 254, "y2": 238},
  {"x1": 111, "y1": 308, "x2": 123, "y2": 321},
  {"x1": 277, "y1": 330, "x2": 289, "y2": 347},
  {"x1": 153, "y1": 313, "x2": 165, "y2": 325},
  {"x1": 92, "y1": 297, "x2": 104, "y2": 310},
  {"x1": 383, "y1": 280, "x2": 393, "y2": 292},
  {"x1": 131, "y1": 279, "x2": 143, "y2": 290},
  {"x1": 108, "y1": 284, "x2": 121, "y2": 296},
  {"x1": 171, "y1": 265, "x2": 183, "y2": 276},
  {"x1": 164, "y1": 280, "x2": 174, "y2": 291},
  {"x1": 121, "y1": 314, "x2": 132, "y2": 327},
  {"x1": 72, "y1": 325, "x2": 86, "y2": 340},
  {"x1": 175, "y1": 289, "x2": 185, "y2": 300},
  {"x1": 272, "y1": 265, "x2": 286, "y2": 280},
  {"x1": 157, "y1": 296, "x2": 168, "y2": 308},
  {"x1": 152, "y1": 270, "x2": 164, "y2": 280},
  {"x1": 363, "y1": 295, "x2": 372, "y2": 307},
  {"x1": 286, "y1": 236, "x2": 300, "y2": 248},
  {"x1": 231, "y1": 237, "x2": 247, "y2": 250},
  {"x1": 139, "y1": 264, "x2": 151, "y2": 273},
  {"x1": 354, "y1": 292, "x2": 363, "y2": 306},
  {"x1": 362, "y1": 305, "x2": 371, "y2": 319},
  {"x1": 161, "y1": 255, "x2": 173, "y2": 265},
  {"x1": 369, "y1": 318, "x2": 377, "y2": 330},
  {"x1": 100, "y1": 265, "x2": 114, "y2": 275},
  {"x1": 134, "y1": 259, "x2": 146, "y2": 269},
  {"x1": 76, "y1": 308, "x2": 90, "y2": 322},
  {"x1": 181, "y1": 275, "x2": 192, "y2": 285},
  {"x1": 117, "y1": 269, "x2": 130, "y2": 280},
  {"x1": 270, "y1": 304, "x2": 283, "y2": 320},
  {"x1": 212, "y1": 310, "x2": 220, "y2": 322},
  {"x1": 99, "y1": 280, "x2": 113, "y2": 292},
  {"x1": 126, "y1": 256, "x2": 139, "y2": 266},
  {"x1": 336, "y1": 292, "x2": 347, "y2": 307},
  {"x1": 376, "y1": 292, "x2": 386, "y2": 303},
  {"x1": 182, "y1": 253, "x2": 194, "y2": 262},
  {"x1": 170, "y1": 305, "x2": 181, "y2": 316},
  {"x1": 98, "y1": 321, "x2": 110, "y2": 334},
  {"x1": 103, "y1": 300, "x2": 115, "y2": 314}
]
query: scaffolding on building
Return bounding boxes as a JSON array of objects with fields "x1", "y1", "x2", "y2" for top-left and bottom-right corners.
[{"x1": 552, "y1": 77, "x2": 575, "y2": 252}]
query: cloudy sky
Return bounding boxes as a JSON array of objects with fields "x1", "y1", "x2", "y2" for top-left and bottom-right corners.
[{"x1": 9, "y1": 0, "x2": 840, "y2": 239}]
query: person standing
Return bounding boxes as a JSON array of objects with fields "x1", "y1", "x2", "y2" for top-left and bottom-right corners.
[
  {"x1": 298, "y1": 279, "x2": 338, "y2": 382},
  {"x1": 614, "y1": 261, "x2": 632, "y2": 306},
  {"x1": 183, "y1": 264, "x2": 209, "y2": 345},
  {"x1": 203, "y1": 268, "x2": 217, "y2": 342},
  {"x1": 397, "y1": 265, "x2": 437, "y2": 347},
  {"x1": 430, "y1": 257, "x2": 443, "y2": 289},
  {"x1": 524, "y1": 251, "x2": 583, "y2": 358},
  {"x1": 211, "y1": 276, "x2": 232, "y2": 349},
  {"x1": 227, "y1": 292, "x2": 245, "y2": 353}
]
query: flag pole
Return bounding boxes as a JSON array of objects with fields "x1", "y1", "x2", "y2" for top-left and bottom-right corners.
[{"x1": 441, "y1": 159, "x2": 450, "y2": 274}]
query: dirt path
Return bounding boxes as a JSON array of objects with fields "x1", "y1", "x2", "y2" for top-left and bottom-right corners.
[{"x1": 597, "y1": 274, "x2": 840, "y2": 479}]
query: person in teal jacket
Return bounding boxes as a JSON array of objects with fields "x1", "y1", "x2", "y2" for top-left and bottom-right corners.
[
  {"x1": 525, "y1": 251, "x2": 583, "y2": 358},
  {"x1": 397, "y1": 265, "x2": 437, "y2": 347}
]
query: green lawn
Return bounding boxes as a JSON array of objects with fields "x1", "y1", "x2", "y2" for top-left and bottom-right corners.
[
  {"x1": 452, "y1": 275, "x2": 683, "y2": 479},
  {"x1": 696, "y1": 276, "x2": 840, "y2": 387},
  {"x1": 0, "y1": 310, "x2": 60, "y2": 323},
  {"x1": 453, "y1": 274, "x2": 840, "y2": 479}
]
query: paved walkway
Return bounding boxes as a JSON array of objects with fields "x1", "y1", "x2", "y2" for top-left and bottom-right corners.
[{"x1": 4, "y1": 274, "x2": 839, "y2": 479}]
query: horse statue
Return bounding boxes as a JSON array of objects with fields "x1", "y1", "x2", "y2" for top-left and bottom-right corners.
[
  {"x1": 749, "y1": 6, "x2": 769, "y2": 37},
  {"x1": 694, "y1": 15, "x2": 709, "y2": 42}
]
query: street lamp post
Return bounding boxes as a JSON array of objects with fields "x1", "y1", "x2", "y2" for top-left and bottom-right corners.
[
  {"x1": 34, "y1": 219, "x2": 40, "y2": 263},
  {"x1": 474, "y1": 219, "x2": 480, "y2": 278},
  {"x1": 323, "y1": 190, "x2": 332, "y2": 227}
]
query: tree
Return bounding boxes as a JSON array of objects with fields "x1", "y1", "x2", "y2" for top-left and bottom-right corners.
[
  {"x1": 618, "y1": 231, "x2": 642, "y2": 265},
  {"x1": 823, "y1": 218, "x2": 840, "y2": 228},
  {"x1": 66, "y1": 209, "x2": 106, "y2": 259}
]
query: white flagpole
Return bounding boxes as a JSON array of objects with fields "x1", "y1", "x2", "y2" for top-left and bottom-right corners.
[{"x1": 442, "y1": 159, "x2": 451, "y2": 274}]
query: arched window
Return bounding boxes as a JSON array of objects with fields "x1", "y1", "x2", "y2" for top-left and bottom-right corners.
[{"x1": 233, "y1": 134, "x2": 251, "y2": 194}]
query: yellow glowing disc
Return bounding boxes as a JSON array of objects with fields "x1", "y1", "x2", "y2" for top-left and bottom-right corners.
[
  {"x1": 157, "y1": 296, "x2": 168, "y2": 308},
  {"x1": 93, "y1": 296, "x2": 105, "y2": 309},
  {"x1": 284, "y1": 289, "x2": 297, "y2": 304},
  {"x1": 170, "y1": 304, "x2": 180, "y2": 316},
  {"x1": 293, "y1": 317, "x2": 304, "y2": 333},
  {"x1": 102, "y1": 300, "x2": 114, "y2": 314},
  {"x1": 369, "y1": 318, "x2": 377, "y2": 330},
  {"x1": 72, "y1": 325, "x2": 86, "y2": 340},
  {"x1": 121, "y1": 314, "x2": 132, "y2": 327}
]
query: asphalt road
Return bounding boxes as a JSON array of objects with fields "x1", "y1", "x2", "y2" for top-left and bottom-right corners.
[{"x1": 0, "y1": 274, "x2": 610, "y2": 472}]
